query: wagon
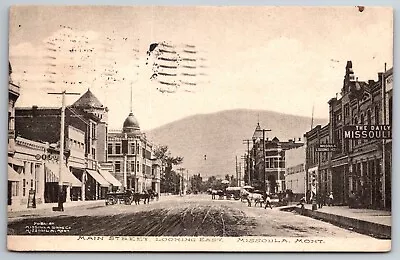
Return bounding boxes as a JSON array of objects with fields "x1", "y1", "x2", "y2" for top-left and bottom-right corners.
[
  {"x1": 105, "y1": 190, "x2": 134, "y2": 205},
  {"x1": 225, "y1": 187, "x2": 242, "y2": 200}
]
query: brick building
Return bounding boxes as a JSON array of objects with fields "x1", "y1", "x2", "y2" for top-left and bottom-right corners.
[
  {"x1": 106, "y1": 112, "x2": 161, "y2": 194},
  {"x1": 14, "y1": 89, "x2": 120, "y2": 201},
  {"x1": 246, "y1": 123, "x2": 303, "y2": 193},
  {"x1": 305, "y1": 62, "x2": 392, "y2": 210}
]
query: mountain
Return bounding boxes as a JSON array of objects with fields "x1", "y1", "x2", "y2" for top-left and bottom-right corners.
[{"x1": 145, "y1": 109, "x2": 327, "y2": 179}]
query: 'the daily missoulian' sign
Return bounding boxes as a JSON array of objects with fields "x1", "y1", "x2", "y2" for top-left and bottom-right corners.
[{"x1": 343, "y1": 125, "x2": 392, "y2": 139}]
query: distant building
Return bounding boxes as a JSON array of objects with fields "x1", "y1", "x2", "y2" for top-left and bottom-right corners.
[
  {"x1": 285, "y1": 145, "x2": 306, "y2": 200},
  {"x1": 304, "y1": 62, "x2": 392, "y2": 210},
  {"x1": 247, "y1": 122, "x2": 303, "y2": 193},
  {"x1": 106, "y1": 112, "x2": 161, "y2": 193}
]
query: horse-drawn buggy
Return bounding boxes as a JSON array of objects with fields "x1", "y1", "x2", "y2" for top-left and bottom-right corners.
[
  {"x1": 225, "y1": 187, "x2": 242, "y2": 200},
  {"x1": 105, "y1": 189, "x2": 134, "y2": 205},
  {"x1": 105, "y1": 189, "x2": 159, "y2": 205}
]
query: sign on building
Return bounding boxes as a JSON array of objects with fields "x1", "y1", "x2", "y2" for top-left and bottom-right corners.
[
  {"x1": 343, "y1": 125, "x2": 392, "y2": 139},
  {"x1": 316, "y1": 144, "x2": 337, "y2": 152}
]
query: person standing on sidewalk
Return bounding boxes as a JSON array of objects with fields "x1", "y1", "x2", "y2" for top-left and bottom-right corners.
[{"x1": 328, "y1": 192, "x2": 334, "y2": 206}]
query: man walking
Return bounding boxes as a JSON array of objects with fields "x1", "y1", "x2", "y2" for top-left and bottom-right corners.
[{"x1": 264, "y1": 193, "x2": 272, "y2": 209}]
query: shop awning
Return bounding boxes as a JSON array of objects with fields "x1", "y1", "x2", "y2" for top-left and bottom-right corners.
[
  {"x1": 8, "y1": 157, "x2": 24, "y2": 167},
  {"x1": 8, "y1": 165, "x2": 20, "y2": 182},
  {"x1": 45, "y1": 162, "x2": 82, "y2": 187},
  {"x1": 86, "y1": 169, "x2": 110, "y2": 187},
  {"x1": 98, "y1": 169, "x2": 122, "y2": 187}
]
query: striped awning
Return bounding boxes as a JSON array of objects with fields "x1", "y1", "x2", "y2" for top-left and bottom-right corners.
[
  {"x1": 8, "y1": 165, "x2": 20, "y2": 182},
  {"x1": 98, "y1": 169, "x2": 122, "y2": 187},
  {"x1": 45, "y1": 162, "x2": 82, "y2": 187},
  {"x1": 86, "y1": 169, "x2": 110, "y2": 187}
]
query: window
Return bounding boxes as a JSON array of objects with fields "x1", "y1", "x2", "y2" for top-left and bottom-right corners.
[
  {"x1": 11, "y1": 182, "x2": 19, "y2": 196},
  {"x1": 131, "y1": 162, "x2": 135, "y2": 172},
  {"x1": 367, "y1": 110, "x2": 372, "y2": 125},
  {"x1": 375, "y1": 106, "x2": 380, "y2": 124},
  {"x1": 92, "y1": 148, "x2": 96, "y2": 159},
  {"x1": 136, "y1": 144, "x2": 140, "y2": 155},
  {"x1": 30, "y1": 179, "x2": 34, "y2": 190},
  {"x1": 130, "y1": 143, "x2": 135, "y2": 154},
  {"x1": 115, "y1": 161, "x2": 121, "y2": 173},
  {"x1": 30, "y1": 163, "x2": 34, "y2": 175},
  {"x1": 23, "y1": 179, "x2": 26, "y2": 196},
  {"x1": 115, "y1": 143, "x2": 121, "y2": 154},
  {"x1": 108, "y1": 143, "x2": 113, "y2": 155},
  {"x1": 344, "y1": 104, "x2": 350, "y2": 117},
  {"x1": 137, "y1": 162, "x2": 140, "y2": 172}
]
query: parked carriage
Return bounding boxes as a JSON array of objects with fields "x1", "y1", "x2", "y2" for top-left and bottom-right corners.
[{"x1": 225, "y1": 187, "x2": 242, "y2": 200}]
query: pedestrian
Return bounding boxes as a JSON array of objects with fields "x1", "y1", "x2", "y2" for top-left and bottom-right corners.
[
  {"x1": 317, "y1": 193, "x2": 323, "y2": 209},
  {"x1": 264, "y1": 193, "x2": 272, "y2": 209},
  {"x1": 297, "y1": 196, "x2": 306, "y2": 213},
  {"x1": 328, "y1": 192, "x2": 334, "y2": 206}
]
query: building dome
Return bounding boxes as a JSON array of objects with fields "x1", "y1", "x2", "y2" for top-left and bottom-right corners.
[{"x1": 123, "y1": 112, "x2": 140, "y2": 133}]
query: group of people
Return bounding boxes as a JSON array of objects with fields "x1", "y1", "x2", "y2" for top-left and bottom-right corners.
[{"x1": 298, "y1": 191, "x2": 334, "y2": 210}]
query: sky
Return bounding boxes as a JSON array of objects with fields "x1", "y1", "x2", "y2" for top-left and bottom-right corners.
[{"x1": 9, "y1": 6, "x2": 393, "y2": 131}]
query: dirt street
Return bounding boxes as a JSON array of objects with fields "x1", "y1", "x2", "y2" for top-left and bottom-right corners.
[{"x1": 7, "y1": 195, "x2": 377, "y2": 239}]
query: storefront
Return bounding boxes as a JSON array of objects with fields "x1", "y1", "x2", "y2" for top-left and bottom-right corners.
[
  {"x1": 44, "y1": 161, "x2": 82, "y2": 203},
  {"x1": 85, "y1": 169, "x2": 110, "y2": 200}
]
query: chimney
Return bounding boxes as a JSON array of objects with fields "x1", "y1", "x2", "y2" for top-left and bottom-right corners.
[
  {"x1": 378, "y1": 72, "x2": 383, "y2": 82},
  {"x1": 368, "y1": 80, "x2": 375, "y2": 85}
]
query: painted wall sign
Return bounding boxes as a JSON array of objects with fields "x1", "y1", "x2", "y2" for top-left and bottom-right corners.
[{"x1": 343, "y1": 125, "x2": 392, "y2": 139}]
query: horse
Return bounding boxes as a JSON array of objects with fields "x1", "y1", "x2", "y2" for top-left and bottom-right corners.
[
  {"x1": 217, "y1": 190, "x2": 225, "y2": 199},
  {"x1": 148, "y1": 189, "x2": 159, "y2": 201},
  {"x1": 211, "y1": 190, "x2": 218, "y2": 200},
  {"x1": 132, "y1": 191, "x2": 151, "y2": 205},
  {"x1": 248, "y1": 192, "x2": 264, "y2": 207}
]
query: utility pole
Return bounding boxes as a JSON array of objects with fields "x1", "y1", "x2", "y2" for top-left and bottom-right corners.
[
  {"x1": 235, "y1": 156, "x2": 238, "y2": 186},
  {"x1": 255, "y1": 128, "x2": 271, "y2": 197},
  {"x1": 243, "y1": 139, "x2": 252, "y2": 185},
  {"x1": 177, "y1": 167, "x2": 185, "y2": 196},
  {"x1": 48, "y1": 90, "x2": 80, "y2": 211},
  {"x1": 123, "y1": 133, "x2": 128, "y2": 191},
  {"x1": 240, "y1": 154, "x2": 247, "y2": 186}
]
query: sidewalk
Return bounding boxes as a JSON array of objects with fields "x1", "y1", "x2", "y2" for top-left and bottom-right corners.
[
  {"x1": 7, "y1": 199, "x2": 106, "y2": 215},
  {"x1": 280, "y1": 203, "x2": 391, "y2": 239}
]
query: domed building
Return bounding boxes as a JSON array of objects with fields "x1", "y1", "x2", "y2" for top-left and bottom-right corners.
[
  {"x1": 106, "y1": 111, "x2": 161, "y2": 194},
  {"x1": 122, "y1": 112, "x2": 141, "y2": 134}
]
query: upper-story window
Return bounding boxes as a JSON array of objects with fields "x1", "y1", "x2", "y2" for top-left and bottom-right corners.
[
  {"x1": 130, "y1": 143, "x2": 135, "y2": 154},
  {"x1": 115, "y1": 161, "x2": 121, "y2": 173},
  {"x1": 344, "y1": 104, "x2": 350, "y2": 117},
  {"x1": 367, "y1": 110, "x2": 372, "y2": 125},
  {"x1": 115, "y1": 143, "x2": 121, "y2": 154},
  {"x1": 375, "y1": 105, "x2": 380, "y2": 124},
  {"x1": 107, "y1": 143, "x2": 113, "y2": 155}
]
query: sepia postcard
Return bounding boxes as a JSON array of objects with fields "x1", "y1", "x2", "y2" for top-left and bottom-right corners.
[{"x1": 7, "y1": 5, "x2": 392, "y2": 252}]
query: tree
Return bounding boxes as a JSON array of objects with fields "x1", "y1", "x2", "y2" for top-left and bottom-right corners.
[{"x1": 154, "y1": 145, "x2": 184, "y2": 193}]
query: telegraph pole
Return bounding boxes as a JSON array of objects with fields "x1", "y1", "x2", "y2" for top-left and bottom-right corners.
[
  {"x1": 243, "y1": 139, "x2": 252, "y2": 185},
  {"x1": 177, "y1": 167, "x2": 185, "y2": 196},
  {"x1": 48, "y1": 90, "x2": 80, "y2": 211},
  {"x1": 255, "y1": 128, "x2": 271, "y2": 197}
]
